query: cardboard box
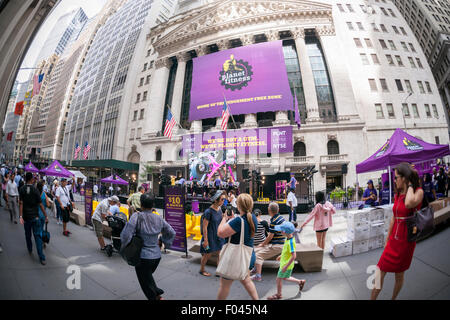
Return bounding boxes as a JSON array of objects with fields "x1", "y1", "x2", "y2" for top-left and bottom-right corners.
[
  {"x1": 347, "y1": 224, "x2": 370, "y2": 241},
  {"x1": 352, "y1": 239, "x2": 369, "y2": 254},
  {"x1": 430, "y1": 200, "x2": 444, "y2": 212},
  {"x1": 368, "y1": 235, "x2": 384, "y2": 250},
  {"x1": 370, "y1": 222, "x2": 385, "y2": 238},
  {"x1": 369, "y1": 208, "x2": 385, "y2": 222},
  {"x1": 347, "y1": 209, "x2": 370, "y2": 224},
  {"x1": 331, "y1": 237, "x2": 353, "y2": 258}
]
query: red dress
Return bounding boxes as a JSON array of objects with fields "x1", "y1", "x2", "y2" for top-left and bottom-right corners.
[{"x1": 377, "y1": 189, "x2": 422, "y2": 273}]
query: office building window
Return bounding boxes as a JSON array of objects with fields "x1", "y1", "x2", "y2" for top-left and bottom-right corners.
[
  {"x1": 354, "y1": 38, "x2": 363, "y2": 47},
  {"x1": 404, "y1": 80, "x2": 413, "y2": 93},
  {"x1": 418, "y1": 81, "x2": 425, "y2": 93},
  {"x1": 130, "y1": 128, "x2": 135, "y2": 140},
  {"x1": 392, "y1": 26, "x2": 399, "y2": 34},
  {"x1": 425, "y1": 81, "x2": 432, "y2": 93},
  {"x1": 395, "y1": 55, "x2": 404, "y2": 66},
  {"x1": 380, "y1": 24, "x2": 388, "y2": 32},
  {"x1": 425, "y1": 104, "x2": 431, "y2": 117},
  {"x1": 364, "y1": 38, "x2": 373, "y2": 47},
  {"x1": 346, "y1": 22, "x2": 354, "y2": 30},
  {"x1": 386, "y1": 54, "x2": 395, "y2": 65},
  {"x1": 337, "y1": 4, "x2": 345, "y2": 12},
  {"x1": 371, "y1": 54, "x2": 380, "y2": 64},
  {"x1": 388, "y1": 8, "x2": 396, "y2": 17},
  {"x1": 388, "y1": 40, "x2": 397, "y2": 50},
  {"x1": 379, "y1": 39, "x2": 388, "y2": 49},
  {"x1": 402, "y1": 103, "x2": 410, "y2": 117},
  {"x1": 369, "y1": 79, "x2": 378, "y2": 91},
  {"x1": 137, "y1": 128, "x2": 142, "y2": 139},
  {"x1": 136, "y1": 93, "x2": 141, "y2": 103},
  {"x1": 139, "y1": 77, "x2": 144, "y2": 86},
  {"x1": 412, "y1": 104, "x2": 419, "y2": 118},
  {"x1": 395, "y1": 79, "x2": 404, "y2": 92},
  {"x1": 346, "y1": 4, "x2": 354, "y2": 12},
  {"x1": 375, "y1": 103, "x2": 384, "y2": 118},
  {"x1": 432, "y1": 104, "x2": 438, "y2": 118},
  {"x1": 139, "y1": 108, "x2": 144, "y2": 119},
  {"x1": 408, "y1": 57, "x2": 416, "y2": 68},
  {"x1": 380, "y1": 78, "x2": 389, "y2": 91},
  {"x1": 357, "y1": 22, "x2": 365, "y2": 30},
  {"x1": 416, "y1": 58, "x2": 423, "y2": 68},
  {"x1": 142, "y1": 91, "x2": 147, "y2": 101},
  {"x1": 386, "y1": 103, "x2": 395, "y2": 117},
  {"x1": 372, "y1": 23, "x2": 379, "y2": 32},
  {"x1": 360, "y1": 53, "x2": 370, "y2": 65}
]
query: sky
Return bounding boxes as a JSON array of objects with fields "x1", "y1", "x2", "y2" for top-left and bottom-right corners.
[{"x1": 16, "y1": 0, "x2": 107, "y2": 83}]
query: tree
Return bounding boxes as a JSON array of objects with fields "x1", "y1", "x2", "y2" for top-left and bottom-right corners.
[{"x1": 139, "y1": 163, "x2": 155, "y2": 182}]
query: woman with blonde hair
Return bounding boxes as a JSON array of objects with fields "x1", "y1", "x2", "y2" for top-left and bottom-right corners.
[{"x1": 217, "y1": 193, "x2": 259, "y2": 300}]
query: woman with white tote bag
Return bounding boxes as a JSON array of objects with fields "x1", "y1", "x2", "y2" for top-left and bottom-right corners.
[{"x1": 216, "y1": 193, "x2": 259, "y2": 300}]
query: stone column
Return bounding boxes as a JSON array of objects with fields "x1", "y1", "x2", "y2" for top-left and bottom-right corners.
[
  {"x1": 275, "y1": 111, "x2": 290, "y2": 125},
  {"x1": 172, "y1": 52, "x2": 190, "y2": 135},
  {"x1": 243, "y1": 113, "x2": 257, "y2": 128},
  {"x1": 292, "y1": 28, "x2": 320, "y2": 122},
  {"x1": 191, "y1": 46, "x2": 207, "y2": 133},
  {"x1": 146, "y1": 57, "x2": 172, "y2": 136}
]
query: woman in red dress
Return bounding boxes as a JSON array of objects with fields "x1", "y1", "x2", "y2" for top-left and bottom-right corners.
[{"x1": 371, "y1": 162, "x2": 424, "y2": 300}]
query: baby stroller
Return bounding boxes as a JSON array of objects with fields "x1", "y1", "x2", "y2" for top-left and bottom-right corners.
[{"x1": 104, "y1": 212, "x2": 128, "y2": 257}]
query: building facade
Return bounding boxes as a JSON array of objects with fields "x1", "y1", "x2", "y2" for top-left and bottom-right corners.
[
  {"x1": 120, "y1": 0, "x2": 448, "y2": 194},
  {"x1": 392, "y1": 0, "x2": 450, "y2": 134},
  {"x1": 0, "y1": 81, "x2": 19, "y2": 163},
  {"x1": 0, "y1": 0, "x2": 59, "y2": 135},
  {"x1": 62, "y1": 0, "x2": 178, "y2": 162}
]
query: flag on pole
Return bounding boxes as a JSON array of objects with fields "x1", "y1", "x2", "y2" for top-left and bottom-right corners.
[
  {"x1": 33, "y1": 73, "x2": 44, "y2": 95},
  {"x1": 24, "y1": 90, "x2": 32, "y2": 105},
  {"x1": 74, "y1": 142, "x2": 81, "y2": 159},
  {"x1": 164, "y1": 108, "x2": 177, "y2": 140},
  {"x1": 14, "y1": 101, "x2": 24, "y2": 115},
  {"x1": 294, "y1": 92, "x2": 301, "y2": 129},
  {"x1": 221, "y1": 97, "x2": 230, "y2": 131},
  {"x1": 83, "y1": 141, "x2": 91, "y2": 160},
  {"x1": 6, "y1": 132, "x2": 13, "y2": 141}
]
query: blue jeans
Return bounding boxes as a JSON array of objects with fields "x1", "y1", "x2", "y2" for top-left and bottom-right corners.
[
  {"x1": 24, "y1": 217, "x2": 45, "y2": 261},
  {"x1": 289, "y1": 207, "x2": 297, "y2": 222},
  {"x1": 56, "y1": 201, "x2": 62, "y2": 221}
]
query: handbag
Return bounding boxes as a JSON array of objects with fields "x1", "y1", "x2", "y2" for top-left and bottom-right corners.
[
  {"x1": 120, "y1": 212, "x2": 144, "y2": 267},
  {"x1": 216, "y1": 216, "x2": 253, "y2": 281},
  {"x1": 406, "y1": 195, "x2": 435, "y2": 242},
  {"x1": 42, "y1": 222, "x2": 50, "y2": 244}
]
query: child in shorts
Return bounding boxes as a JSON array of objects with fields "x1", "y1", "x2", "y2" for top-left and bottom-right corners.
[{"x1": 267, "y1": 221, "x2": 306, "y2": 300}]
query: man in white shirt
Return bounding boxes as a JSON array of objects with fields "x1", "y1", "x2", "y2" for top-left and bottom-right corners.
[
  {"x1": 55, "y1": 178, "x2": 75, "y2": 237},
  {"x1": 6, "y1": 172, "x2": 19, "y2": 223},
  {"x1": 92, "y1": 196, "x2": 119, "y2": 251},
  {"x1": 287, "y1": 187, "x2": 298, "y2": 222},
  {"x1": 93, "y1": 184, "x2": 99, "y2": 201}
]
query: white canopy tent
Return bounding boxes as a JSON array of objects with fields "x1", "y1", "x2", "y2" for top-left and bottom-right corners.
[{"x1": 69, "y1": 170, "x2": 87, "y2": 181}]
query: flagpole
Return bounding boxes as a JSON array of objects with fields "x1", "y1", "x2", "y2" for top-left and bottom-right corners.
[
  {"x1": 166, "y1": 104, "x2": 184, "y2": 130},
  {"x1": 222, "y1": 94, "x2": 238, "y2": 130}
]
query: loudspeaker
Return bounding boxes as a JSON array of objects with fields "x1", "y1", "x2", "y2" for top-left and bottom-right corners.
[{"x1": 342, "y1": 164, "x2": 348, "y2": 174}]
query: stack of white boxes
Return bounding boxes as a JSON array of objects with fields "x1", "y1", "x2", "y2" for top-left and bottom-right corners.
[{"x1": 331, "y1": 205, "x2": 395, "y2": 257}]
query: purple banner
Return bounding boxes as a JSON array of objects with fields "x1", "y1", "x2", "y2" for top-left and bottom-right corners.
[
  {"x1": 182, "y1": 126, "x2": 293, "y2": 156},
  {"x1": 189, "y1": 40, "x2": 292, "y2": 121},
  {"x1": 164, "y1": 186, "x2": 187, "y2": 254},
  {"x1": 84, "y1": 182, "x2": 93, "y2": 226}
]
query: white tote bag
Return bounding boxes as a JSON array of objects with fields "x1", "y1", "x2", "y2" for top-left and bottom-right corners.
[{"x1": 216, "y1": 216, "x2": 253, "y2": 281}]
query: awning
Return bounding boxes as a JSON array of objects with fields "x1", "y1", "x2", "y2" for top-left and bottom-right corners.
[
  {"x1": 69, "y1": 170, "x2": 87, "y2": 181},
  {"x1": 63, "y1": 159, "x2": 139, "y2": 171}
]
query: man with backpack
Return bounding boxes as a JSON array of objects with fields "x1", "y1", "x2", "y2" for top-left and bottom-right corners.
[{"x1": 55, "y1": 178, "x2": 75, "y2": 237}]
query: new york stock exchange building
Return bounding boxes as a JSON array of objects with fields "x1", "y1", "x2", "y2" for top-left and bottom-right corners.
[{"x1": 121, "y1": 0, "x2": 449, "y2": 212}]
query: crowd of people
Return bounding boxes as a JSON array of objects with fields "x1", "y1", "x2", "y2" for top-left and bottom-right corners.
[{"x1": 0, "y1": 160, "x2": 441, "y2": 300}]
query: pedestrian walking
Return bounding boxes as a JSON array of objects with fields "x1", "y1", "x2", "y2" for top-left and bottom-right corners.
[
  {"x1": 216, "y1": 193, "x2": 259, "y2": 300},
  {"x1": 93, "y1": 184, "x2": 99, "y2": 201},
  {"x1": 287, "y1": 187, "x2": 297, "y2": 222},
  {"x1": 91, "y1": 196, "x2": 120, "y2": 251},
  {"x1": 301, "y1": 191, "x2": 336, "y2": 250},
  {"x1": 267, "y1": 221, "x2": 306, "y2": 300},
  {"x1": 36, "y1": 180, "x2": 51, "y2": 247},
  {"x1": 52, "y1": 180, "x2": 62, "y2": 223},
  {"x1": 19, "y1": 172, "x2": 47, "y2": 265},
  {"x1": 436, "y1": 167, "x2": 447, "y2": 196},
  {"x1": 371, "y1": 163, "x2": 424, "y2": 300},
  {"x1": 120, "y1": 193, "x2": 175, "y2": 300},
  {"x1": 2, "y1": 172, "x2": 9, "y2": 208},
  {"x1": 55, "y1": 178, "x2": 75, "y2": 237},
  {"x1": 199, "y1": 190, "x2": 226, "y2": 277},
  {"x1": 6, "y1": 172, "x2": 19, "y2": 223},
  {"x1": 251, "y1": 202, "x2": 285, "y2": 282}
]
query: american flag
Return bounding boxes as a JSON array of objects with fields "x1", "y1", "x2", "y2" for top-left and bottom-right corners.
[
  {"x1": 74, "y1": 142, "x2": 81, "y2": 159},
  {"x1": 83, "y1": 141, "x2": 91, "y2": 160},
  {"x1": 163, "y1": 108, "x2": 177, "y2": 140},
  {"x1": 221, "y1": 97, "x2": 230, "y2": 131}
]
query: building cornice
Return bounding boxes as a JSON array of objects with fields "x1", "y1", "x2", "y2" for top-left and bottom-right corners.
[{"x1": 152, "y1": 0, "x2": 333, "y2": 58}]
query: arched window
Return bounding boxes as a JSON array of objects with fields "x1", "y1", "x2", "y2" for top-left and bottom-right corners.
[
  {"x1": 327, "y1": 140, "x2": 339, "y2": 155},
  {"x1": 156, "y1": 149, "x2": 162, "y2": 161},
  {"x1": 294, "y1": 141, "x2": 306, "y2": 157}
]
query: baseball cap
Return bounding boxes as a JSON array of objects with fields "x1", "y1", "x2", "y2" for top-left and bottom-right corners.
[
  {"x1": 108, "y1": 196, "x2": 120, "y2": 203},
  {"x1": 274, "y1": 221, "x2": 295, "y2": 234},
  {"x1": 210, "y1": 190, "x2": 224, "y2": 203},
  {"x1": 367, "y1": 179, "x2": 373, "y2": 185}
]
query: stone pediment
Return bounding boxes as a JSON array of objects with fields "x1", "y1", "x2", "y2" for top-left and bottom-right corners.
[{"x1": 154, "y1": 0, "x2": 332, "y2": 55}]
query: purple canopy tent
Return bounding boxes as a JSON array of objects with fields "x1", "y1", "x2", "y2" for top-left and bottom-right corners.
[
  {"x1": 100, "y1": 175, "x2": 129, "y2": 185},
  {"x1": 24, "y1": 162, "x2": 39, "y2": 173},
  {"x1": 356, "y1": 128, "x2": 450, "y2": 203},
  {"x1": 39, "y1": 160, "x2": 74, "y2": 178}
]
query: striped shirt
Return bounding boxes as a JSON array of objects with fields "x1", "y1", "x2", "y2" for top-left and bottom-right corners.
[
  {"x1": 253, "y1": 220, "x2": 268, "y2": 246},
  {"x1": 269, "y1": 214, "x2": 286, "y2": 244}
]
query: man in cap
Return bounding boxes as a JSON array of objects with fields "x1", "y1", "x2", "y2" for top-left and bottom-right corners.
[
  {"x1": 362, "y1": 179, "x2": 378, "y2": 207},
  {"x1": 127, "y1": 186, "x2": 145, "y2": 217},
  {"x1": 92, "y1": 195, "x2": 120, "y2": 251}
]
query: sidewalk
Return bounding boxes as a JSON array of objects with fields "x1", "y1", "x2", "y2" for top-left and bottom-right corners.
[{"x1": 0, "y1": 206, "x2": 449, "y2": 300}]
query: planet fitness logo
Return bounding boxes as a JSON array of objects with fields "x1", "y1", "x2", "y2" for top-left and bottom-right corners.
[
  {"x1": 219, "y1": 54, "x2": 253, "y2": 91},
  {"x1": 375, "y1": 141, "x2": 389, "y2": 158},
  {"x1": 403, "y1": 138, "x2": 423, "y2": 151}
]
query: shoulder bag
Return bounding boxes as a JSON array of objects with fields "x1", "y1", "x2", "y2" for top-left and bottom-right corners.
[
  {"x1": 62, "y1": 187, "x2": 73, "y2": 212},
  {"x1": 406, "y1": 194, "x2": 435, "y2": 242},
  {"x1": 42, "y1": 222, "x2": 50, "y2": 244},
  {"x1": 216, "y1": 216, "x2": 253, "y2": 281},
  {"x1": 120, "y1": 212, "x2": 144, "y2": 267}
]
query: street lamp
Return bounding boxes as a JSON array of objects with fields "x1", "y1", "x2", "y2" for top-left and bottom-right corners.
[{"x1": 402, "y1": 91, "x2": 413, "y2": 131}]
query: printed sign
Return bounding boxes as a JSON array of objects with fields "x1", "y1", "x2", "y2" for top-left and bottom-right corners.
[
  {"x1": 84, "y1": 182, "x2": 93, "y2": 226},
  {"x1": 182, "y1": 126, "x2": 293, "y2": 156},
  {"x1": 164, "y1": 186, "x2": 187, "y2": 254},
  {"x1": 189, "y1": 40, "x2": 292, "y2": 120}
]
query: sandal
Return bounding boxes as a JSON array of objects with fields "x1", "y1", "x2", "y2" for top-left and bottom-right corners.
[
  {"x1": 199, "y1": 270, "x2": 211, "y2": 277},
  {"x1": 299, "y1": 280, "x2": 306, "y2": 292},
  {"x1": 267, "y1": 293, "x2": 282, "y2": 300}
]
